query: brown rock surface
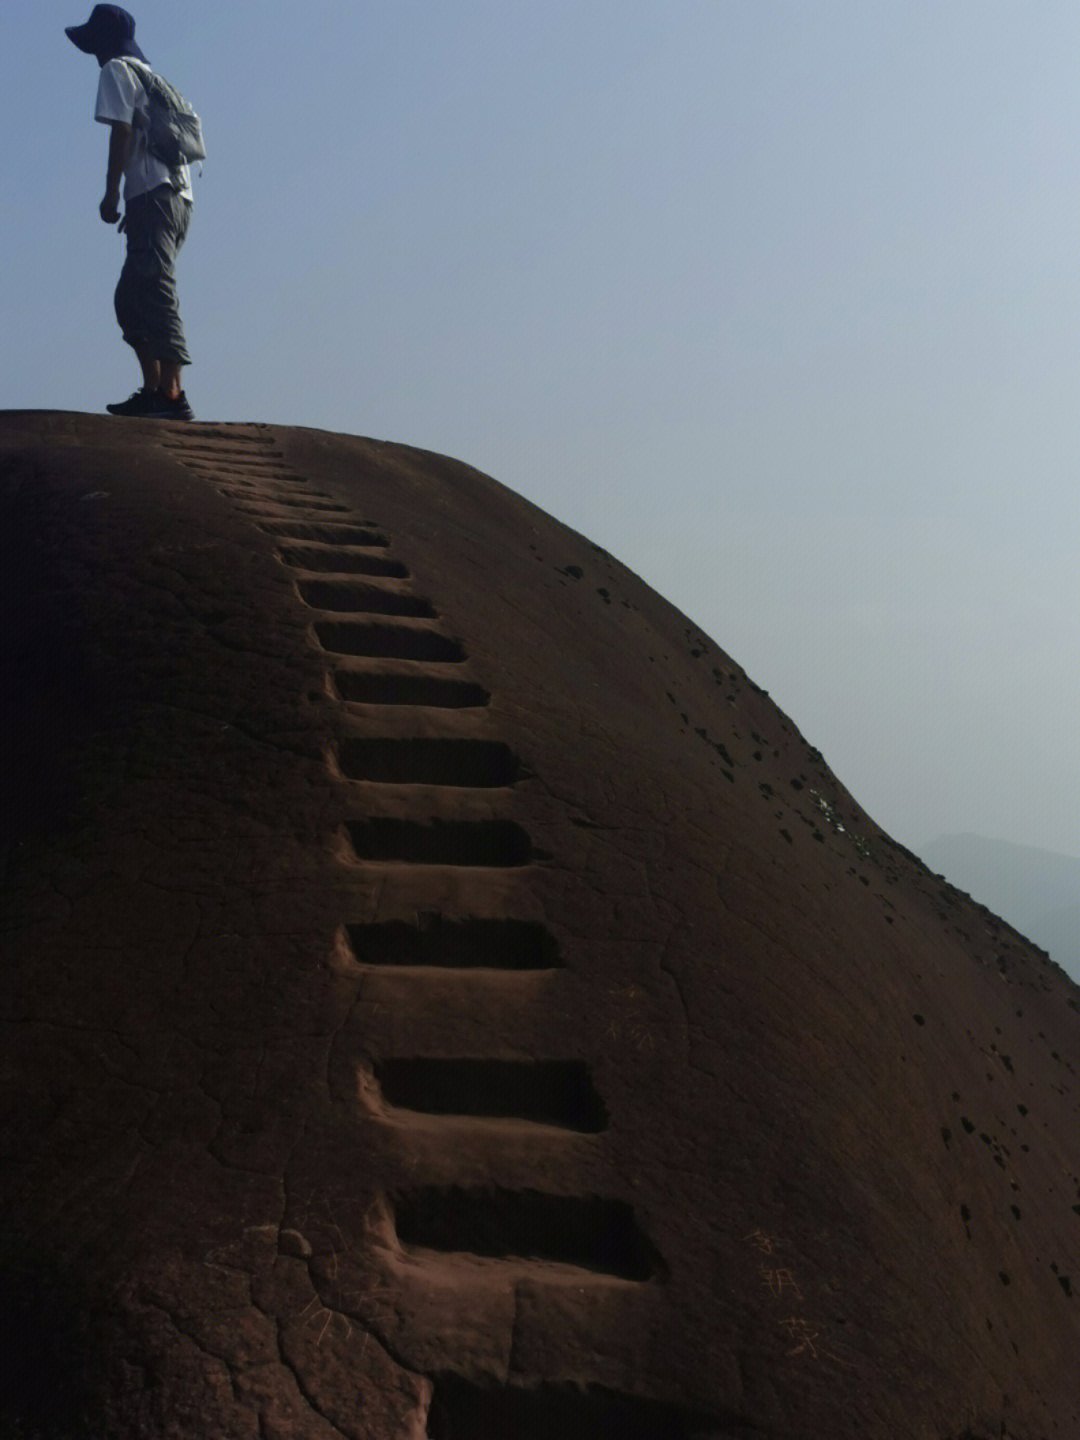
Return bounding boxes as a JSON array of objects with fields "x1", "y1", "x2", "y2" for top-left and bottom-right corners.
[{"x1": 1, "y1": 411, "x2": 1078, "y2": 1439}]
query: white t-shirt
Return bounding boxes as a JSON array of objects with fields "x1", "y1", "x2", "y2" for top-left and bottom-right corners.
[{"x1": 94, "y1": 58, "x2": 193, "y2": 203}]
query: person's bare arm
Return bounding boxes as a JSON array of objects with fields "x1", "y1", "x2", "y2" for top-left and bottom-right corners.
[{"x1": 100, "y1": 121, "x2": 133, "y2": 224}]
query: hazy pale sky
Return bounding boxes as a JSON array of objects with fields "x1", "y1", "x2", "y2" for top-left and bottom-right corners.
[{"x1": 5, "y1": 1, "x2": 1080, "y2": 863}]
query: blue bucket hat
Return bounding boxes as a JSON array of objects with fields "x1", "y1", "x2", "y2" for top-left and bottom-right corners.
[{"x1": 65, "y1": 6, "x2": 148, "y2": 64}]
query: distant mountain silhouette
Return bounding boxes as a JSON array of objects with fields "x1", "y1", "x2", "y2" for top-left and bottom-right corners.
[{"x1": 920, "y1": 832, "x2": 1080, "y2": 980}]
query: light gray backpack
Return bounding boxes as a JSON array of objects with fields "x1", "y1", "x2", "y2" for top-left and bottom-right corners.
[{"x1": 131, "y1": 63, "x2": 207, "y2": 168}]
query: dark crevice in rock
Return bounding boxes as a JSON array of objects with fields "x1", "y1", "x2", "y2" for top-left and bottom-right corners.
[
  {"x1": 279, "y1": 546, "x2": 409, "y2": 577},
  {"x1": 393, "y1": 1187, "x2": 662, "y2": 1280},
  {"x1": 257, "y1": 522, "x2": 390, "y2": 546},
  {"x1": 298, "y1": 580, "x2": 436, "y2": 617},
  {"x1": 426, "y1": 1377, "x2": 752, "y2": 1439},
  {"x1": 337, "y1": 738, "x2": 522, "y2": 787},
  {"x1": 316, "y1": 623, "x2": 465, "y2": 663},
  {"x1": 346, "y1": 819, "x2": 535, "y2": 867},
  {"x1": 334, "y1": 672, "x2": 489, "y2": 708},
  {"x1": 374, "y1": 1058, "x2": 607, "y2": 1131},
  {"x1": 345, "y1": 916, "x2": 559, "y2": 969}
]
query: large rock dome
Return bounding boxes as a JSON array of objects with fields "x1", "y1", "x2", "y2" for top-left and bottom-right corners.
[{"x1": 1, "y1": 412, "x2": 1077, "y2": 1439}]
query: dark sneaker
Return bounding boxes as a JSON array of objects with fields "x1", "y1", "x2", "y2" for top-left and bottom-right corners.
[
  {"x1": 106, "y1": 387, "x2": 159, "y2": 417},
  {"x1": 143, "y1": 390, "x2": 196, "y2": 422}
]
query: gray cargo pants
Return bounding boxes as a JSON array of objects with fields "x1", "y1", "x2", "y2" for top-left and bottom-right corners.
[{"x1": 115, "y1": 183, "x2": 193, "y2": 366}]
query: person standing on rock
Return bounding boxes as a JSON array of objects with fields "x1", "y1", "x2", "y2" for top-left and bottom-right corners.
[{"x1": 66, "y1": 6, "x2": 196, "y2": 421}]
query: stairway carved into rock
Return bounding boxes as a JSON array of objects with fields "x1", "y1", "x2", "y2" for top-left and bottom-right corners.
[{"x1": 158, "y1": 424, "x2": 738, "y2": 1439}]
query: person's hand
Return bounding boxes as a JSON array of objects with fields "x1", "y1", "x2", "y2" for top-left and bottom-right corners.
[{"x1": 100, "y1": 191, "x2": 121, "y2": 225}]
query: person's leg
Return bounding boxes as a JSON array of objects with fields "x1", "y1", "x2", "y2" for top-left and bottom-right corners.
[
  {"x1": 113, "y1": 188, "x2": 193, "y2": 410},
  {"x1": 142, "y1": 193, "x2": 193, "y2": 414},
  {"x1": 158, "y1": 360, "x2": 183, "y2": 402},
  {"x1": 106, "y1": 194, "x2": 158, "y2": 412},
  {"x1": 134, "y1": 347, "x2": 161, "y2": 394},
  {"x1": 114, "y1": 194, "x2": 151, "y2": 384}
]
